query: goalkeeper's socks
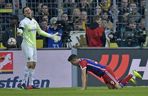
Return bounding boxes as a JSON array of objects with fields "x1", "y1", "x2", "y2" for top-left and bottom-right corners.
[
  {"x1": 28, "y1": 69, "x2": 35, "y2": 86},
  {"x1": 22, "y1": 66, "x2": 29, "y2": 84}
]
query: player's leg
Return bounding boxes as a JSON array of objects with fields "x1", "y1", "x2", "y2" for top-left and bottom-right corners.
[
  {"x1": 27, "y1": 62, "x2": 34, "y2": 86},
  {"x1": 119, "y1": 74, "x2": 133, "y2": 86},
  {"x1": 27, "y1": 62, "x2": 36, "y2": 88},
  {"x1": 17, "y1": 65, "x2": 29, "y2": 89},
  {"x1": 102, "y1": 66, "x2": 121, "y2": 89},
  {"x1": 18, "y1": 42, "x2": 35, "y2": 89},
  {"x1": 106, "y1": 83, "x2": 115, "y2": 89},
  {"x1": 17, "y1": 43, "x2": 30, "y2": 89},
  {"x1": 27, "y1": 48, "x2": 38, "y2": 89},
  {"x1": 102, "y1": 73, "x2": 121, "y2": 89},
  {"x1": 119, "y1": 70, "x2": 142, "y2": 86},
  {"x1": 24, "y1": 46, "x2": 35, "y2": 87}
]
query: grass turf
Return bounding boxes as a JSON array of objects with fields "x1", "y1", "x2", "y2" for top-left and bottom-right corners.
[{"x1": 0, "y1": 86, "x2": 148, "y2": 96}]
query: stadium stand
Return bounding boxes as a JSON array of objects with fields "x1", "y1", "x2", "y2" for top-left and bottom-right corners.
[{"x1": 0, "y1": 0, "x2": 147, "y2": 48}]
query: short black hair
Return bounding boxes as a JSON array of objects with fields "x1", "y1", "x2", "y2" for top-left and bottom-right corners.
[
  {"x1": 22, "y1": 6, "x2": 32, "y2": 14},
  {"x1": 22, "y1": 6, "x2": 28, "y2": 14},
  {"x1": 68, "y1": 54, "x2": 78, "y2": 62}
]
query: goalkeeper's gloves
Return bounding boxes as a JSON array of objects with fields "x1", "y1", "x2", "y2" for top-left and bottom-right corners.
[
  {"x1": 48, "y1": 32, "x2": 61, "y2": 43},
  {"x1": 17, "y1": 28, "x2": 23, "y2": 36}
]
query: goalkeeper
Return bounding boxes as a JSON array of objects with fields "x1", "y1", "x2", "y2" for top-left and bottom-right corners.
[{"x1": 17, "y1": 6, "x2": 60, "y2": 89}]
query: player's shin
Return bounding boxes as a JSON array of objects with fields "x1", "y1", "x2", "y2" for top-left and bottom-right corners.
[
  {"x1": 17, "y1": 66, "x2": 29, "y2": 89},
  {"x1": 119, "y1": 74, "x2": 134, "y2": 86},
  {"x1": 28, "y1": 68, "x2": 35, "y2": 86},
  {"x1": 22, "y1": 66, "x2": 29, "y2": 84}
]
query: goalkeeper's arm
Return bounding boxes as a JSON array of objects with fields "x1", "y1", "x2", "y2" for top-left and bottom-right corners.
[{"x1": 36, "y1": 23, "x2": 61, "y2": 42}]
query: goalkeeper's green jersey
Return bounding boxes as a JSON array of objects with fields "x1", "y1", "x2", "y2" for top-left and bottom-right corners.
[{"x1": 19, "y1": 17, "x2": 49, "y2": 47}]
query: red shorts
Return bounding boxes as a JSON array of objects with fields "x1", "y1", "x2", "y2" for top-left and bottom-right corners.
[{"x1": 102, "y1": 66, "x2": 118, "y2": 88}]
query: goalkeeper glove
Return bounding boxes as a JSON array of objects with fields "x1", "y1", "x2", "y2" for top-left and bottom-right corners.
[
  {"x1": 48, "y1": 33, "x2": 61, "y2": 43},
  {"x1": 17, "y1": 28, "x2": 23, "y2": 36}
]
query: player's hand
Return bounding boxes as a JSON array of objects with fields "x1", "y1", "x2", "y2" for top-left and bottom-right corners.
[
  {"x1": 51, "y1": 32, "x2": 61, "y2": 43},
  {"x1": 17, "y1": 28, "x2": 23, "y2": 36}
]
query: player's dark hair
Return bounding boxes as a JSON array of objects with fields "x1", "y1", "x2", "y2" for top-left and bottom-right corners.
[
  {"x1": 22, "y1": 6, "x2": 32, "y2": 14},
  {"x1": 68, "y1": 54, "x2": 78, "y2": 61},
  {"x1": 22, "y1": 6, "x2": 28, "y2": 14}
]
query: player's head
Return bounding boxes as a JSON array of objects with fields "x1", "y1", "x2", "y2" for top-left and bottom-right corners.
[
  {"x1": 68, "y1": 54, "x2": 80, "y2": 65},
  {"x1": 23, "y1": 6, "x2": 33, "y2": 18}
]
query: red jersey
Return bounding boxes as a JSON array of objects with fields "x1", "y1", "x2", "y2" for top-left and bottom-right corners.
[
  {"x1": 86, "y1": 26, "x2": 105, "y2": 47},
  {"x1": 79, "y1": 58, "x2": 106, "y2": 77}
]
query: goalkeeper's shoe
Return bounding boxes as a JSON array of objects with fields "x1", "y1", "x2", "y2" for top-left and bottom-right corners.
[
  {"x1": 133, "y1": 70, "x2": 142, "y2": 79},
  {"x1": 129, "y1": 78, "x2": 136, "y2": 84},
  {"x1": 27, "y1": 85, "x2": 39, "y2": 89},
  {"x1": 17, "y1": 83, "x2": 26, "y2": 89}
]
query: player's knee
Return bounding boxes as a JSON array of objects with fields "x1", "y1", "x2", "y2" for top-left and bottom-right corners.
[
  {"x1": 27, "y1": 62, "x2": 34, "y2": 69},
  {"x1": 32, "y1": 65, "x2": 36, "y2": 69}
]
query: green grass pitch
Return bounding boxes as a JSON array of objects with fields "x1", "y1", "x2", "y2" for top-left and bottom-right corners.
[{"x1": 0, "y1": 86, "x2": 148, "y2": 96}]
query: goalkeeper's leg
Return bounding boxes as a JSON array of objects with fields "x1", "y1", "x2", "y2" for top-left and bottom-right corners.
[{"x1": 17, "y1": 66, "x2": 28, "y2": 89}]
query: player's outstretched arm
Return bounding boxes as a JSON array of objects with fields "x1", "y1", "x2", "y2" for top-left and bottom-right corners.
[
  {"x1": 39, "y1": 30, "x2": 61, "y2": 42},
  {"x1": 36, "y1": 23, "x2": 61, "y2": 42},
  {"x1": 81, "y1": 68, "x2": 87, "y2": 90}
]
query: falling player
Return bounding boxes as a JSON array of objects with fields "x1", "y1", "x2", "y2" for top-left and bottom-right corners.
[{"x1": 68, "y1": 54, "x2": 142, "y2": 90}]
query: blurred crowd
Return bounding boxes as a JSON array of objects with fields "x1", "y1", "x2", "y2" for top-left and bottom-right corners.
[{"x1": 0, "y1": 0, "x2": 147, "y2": 48}]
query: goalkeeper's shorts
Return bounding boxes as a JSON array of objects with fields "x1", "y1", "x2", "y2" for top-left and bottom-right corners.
[{"x1": 21, "y1": 41, "x2": 37, "y2": 63}]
